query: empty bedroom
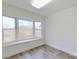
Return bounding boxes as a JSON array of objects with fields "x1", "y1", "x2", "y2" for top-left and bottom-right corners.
[{"x1": 2, "y1": 0, "x2": 77, "y2": 59}]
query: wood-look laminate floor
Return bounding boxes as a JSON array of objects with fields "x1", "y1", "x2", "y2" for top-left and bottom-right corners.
[{"x1": 6, "y1": 45, "x2": 77, "y2": 59}]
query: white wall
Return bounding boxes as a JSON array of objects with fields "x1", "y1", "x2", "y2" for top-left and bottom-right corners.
[
  {"x1": 2, "y1": 2, "x2": 45, "y2": 22},
  {"x1": 2, "y1": 3, "x2": 45, "y2": 58},
  {"x1": 45, "y1": 6, "x2": 77, "y2": 56}
]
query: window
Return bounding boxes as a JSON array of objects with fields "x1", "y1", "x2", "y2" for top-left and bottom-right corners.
[
  {"x1": 35, "y1": 22, "x2": 42, "y2": 38},
  {"x1": 3, "y1": 16, "x2": 42, "y2": 43},
  {"x1": 18, "y1": 20, "x2": 33, "y2": 40},
  {"x1": 3, "y1": 16, "x2": 15, "y2": 43}
]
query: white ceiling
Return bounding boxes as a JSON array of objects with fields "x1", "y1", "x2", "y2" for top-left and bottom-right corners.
[{"x1": 3, "y1": 0, "x2": 77, "y2": 16}]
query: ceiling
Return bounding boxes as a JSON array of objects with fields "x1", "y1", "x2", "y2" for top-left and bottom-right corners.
[{"x1": 3, "y1": 0, "x2": 77, "y2": 16}]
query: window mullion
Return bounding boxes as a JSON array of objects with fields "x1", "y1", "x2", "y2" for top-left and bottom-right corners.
[
  {"x1": 15, "y1": 18, "x2": 19, "y2": 41},
  {"x1": 33, "y1": 21, "x2": 35, "y2": 39}
]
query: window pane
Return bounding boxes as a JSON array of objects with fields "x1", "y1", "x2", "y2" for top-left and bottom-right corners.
[
  {"x1": 18, "y1": 20, "x2": 33, "y2": 40},
  {"x1": 3, "y1": 30, "x2": 15, "y2": 43},
  {"x1": 3, "y1": 16, "x2": 15, "y2": 43},
  {"x1": 35, "y1": 22, "x2": 42, "y2": 38},
  {"x1": 3, "y1": 16, "x2": 15, "y2": 29}
]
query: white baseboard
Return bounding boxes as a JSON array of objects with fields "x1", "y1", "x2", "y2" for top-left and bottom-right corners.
[{"x1": 46, "y1": 43, "x2": 77, "y2": 57}]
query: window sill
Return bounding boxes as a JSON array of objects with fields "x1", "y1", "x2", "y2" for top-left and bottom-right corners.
[{"x1": 3, "y1": 38, "x2": 41, "y2": 47}]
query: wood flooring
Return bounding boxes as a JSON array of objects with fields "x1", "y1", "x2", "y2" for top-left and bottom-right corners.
[{"x1": 5, "y1": 45, "x2": 77, "y2": 59}]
